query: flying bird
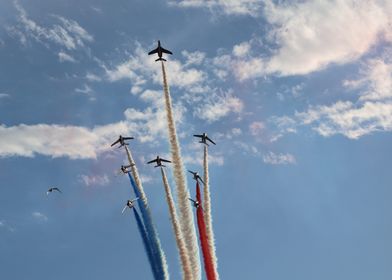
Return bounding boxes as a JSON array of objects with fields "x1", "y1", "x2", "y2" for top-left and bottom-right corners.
[
  {"x1": 189, "y1": 198, "x2": 200, "y2": 208},
  {"x1": 188, "y1": 170, "x2": 205, "y2": 185},
  {"x1": 148, "y1": 40, "x2": 173, "y2": 61},
  {"x1": 111, "y1": 135, "x2": 134, "y2": 148},
  {"x1": 122, "y1": 198, "x2": 140, "y2": 213},
  {"x1": 147, "y1": 156, "x2": 171, "y2": 167},
  {"x1": 193, "y1": 133, "x2": 216, "y2": 146},
  {"x1": 47, "y1": 187, "x2": 62, "y2": 195}
]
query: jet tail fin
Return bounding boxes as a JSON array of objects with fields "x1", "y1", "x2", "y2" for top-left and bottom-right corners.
[{"x1": 155, "y1": 57, "x2": 167, "y2": 62}]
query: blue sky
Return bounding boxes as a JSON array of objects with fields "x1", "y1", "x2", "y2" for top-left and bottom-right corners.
[{"x1": 1, "y1": 0, "x2": 392, "y2": 279}]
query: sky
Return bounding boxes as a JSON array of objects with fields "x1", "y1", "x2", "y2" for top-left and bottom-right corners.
[{"x1": 1, "y1": 0, "x2": 392, "y2": 279}]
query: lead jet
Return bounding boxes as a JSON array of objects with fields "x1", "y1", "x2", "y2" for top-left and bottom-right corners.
[
  {"x1": 148, "y1": 40, "x2": 173, "y2": 61},
  {"x1": 188, "y1": 198, "x2": 200, "y2": 209},
  {"x1": 193, "y1": 133, "x2": 216, "y2": 146},
  {"x1": 122, "y1": 198, "x2": 140, "y2": 213},
  {"x1": 147, "y1": 156, "x2": 171, "y2": 167},
  {"x1": 111, "y1": 135, "x2": 134, "y2": 148},
  {"x1": 188, "y1": 170, "x2": 205, "y2": 185}
]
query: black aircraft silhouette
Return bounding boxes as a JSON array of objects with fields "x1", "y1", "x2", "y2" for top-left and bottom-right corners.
[
  {"x1": 188, "y1": 198, "x2": 200, "y2": 208},
  {"x1": 122, "y1": 198, "x2": 139, "y2": 213},
  {"x1": 147, "y1": 156, "x2": 171, "y2": 167},
  {"x1": 111, "y1": 135, "x2": 134, "y2": 148},
  {"x1": 193, "y1": 133, "x2": 216, "y2": 146},
  {"x1": 148, "y1": 40, "x2": 173, "y2": 61},
  {"x1": 47, "y1": 187, "x2": 62, "y2": 195},
  {"x1": 120, "y1": 164, "x2": 134, "y2": 174},
  {"x1": 188, "y1": 170, "x2": 205, "y2": 185}
]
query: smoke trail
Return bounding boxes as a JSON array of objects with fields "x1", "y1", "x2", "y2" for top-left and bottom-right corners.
[
  {"x1": 161, "y1": 61, "x2": 201, "y2": 279},
  {"x1": 203, "y1": 145, "x2": 219, "y2": 279},
  {"x1": 196, "y1": 181, "x2": 216, "y2": 280},
  {"x1": 132, "y1": 207, "x2": 159, "y2": 280},
  {"x1": 125, "y1": 146, "x2": 169, "y2": 280},
  {"x1": 127, "y1": 172, "x2": 167, "y2": 280},
  {"x1": 160, "y1": 167, "x2": 193, "y2": 280}
]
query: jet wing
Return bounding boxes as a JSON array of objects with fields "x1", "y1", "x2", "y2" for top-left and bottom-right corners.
[
  {"x1": 161, "y1": 159, "x2": 171, "y2": 163},
  {"x1": 111, "y1": 139, "x2": 120, "y2": 146},
  {"x1": 148, "y1": 48, "x2": 158, "y2": 55},
  {"x1": 193, "y1": 134, "x2": 203, "y2": 138},
  {"x1": 161, "y1": 47, "x2": 173, "y2": 55},
  {"x1": 53, "y1": 188, "x2": 62, "y2": 193},
  {"x1": 147, "y1": 159, "x2": 158, "y2": 164},
  {"x1": 123, "y1": 137, "x2": 134, "y2": 140},
  {"x1": 122, "y1": 206, "x2": 128, "y2": 214},
  {"x1": 206, "y1": 136, "x2": 216, "y2": 145}
]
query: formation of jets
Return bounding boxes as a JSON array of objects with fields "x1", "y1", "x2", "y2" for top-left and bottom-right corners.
[
  {"x1": 188, "y1": 170, "x2": 205, "y2": 185},
  {"x1": 122, "y1": 198, "x2": 140, "y2": 213},
  {"x1": 148, "y1": 40, "x2": 173, "y2": 61},
  {"x1": 111, "y1": 135, "x2": 134, "y2": 148},
  {"x1": 46, "y1": 187, "x2": 61, "y2": 195},
  {"x1": 147, "y1": 156, "x2": 171, "y2": 167},
  {"x1": 193, "y1": 133, "x2": 216, "y2": 146}
]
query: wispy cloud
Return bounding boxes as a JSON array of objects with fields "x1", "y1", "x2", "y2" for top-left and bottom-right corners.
[
  {"x1": 263, "y1": 152, "x2": 296, "y2": 165},
  {"x1": 271, "y1": 55, "x2": 392, "y2": 140},
  {"x1": 32, "y1": 212, "x2": 48, "y2": 222},
  {"x1": 0, "y1": 220, "x2": 16, "y2": 232},
  {"x1": 79, "y1": 174, "x2": 109, "y2": 187},
  {"x1": 9, "y1": 1, "x2": 93, "y2": 50},
  {"x1": 0, "y1": 93, "x2": 10, "y2": 99},
  {"x1": 58, "y1": 51, "x2": 77, "y2": 63},
  {"x1": 168, "y1": 0, "x2": 263, "y2": 17}
]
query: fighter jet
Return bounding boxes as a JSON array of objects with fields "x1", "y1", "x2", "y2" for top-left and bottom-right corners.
[
  {"x1": 122, "y1": 198, "x2": 140, "y2": 213},
  {"x1": 188, "y1": 198, "x2": 200, "y2": 208},
  {"x1": 188, "y1": 170, "x2": 205, "y2": 185},
  {"x1": 193, "y1": 133, "x2": 216, "y2": 146},
  {"x1": 47, "y1": 187, "x2": 62, "y2": 195},
  {"x1": 147, "y1": 156, "x2": 171, "y2": 167},
  {"x1": 111, "y1": 135, "x2": 134, "y2": 148},
  {"x1": 148, "y1": 40, "x2": 173, "y2": 61},
  {"x1": 120, "y1": 164, "x2": 134, "y2": 174}
]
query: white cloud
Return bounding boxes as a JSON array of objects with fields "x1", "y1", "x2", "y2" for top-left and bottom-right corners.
[
  {"x1": 194, "y1": 92, "x2": 243, "y2": 122},
  {"x1": 32, "y1": 212, "x2": 48, "y2": 222},
  {"x1": 233, "y1": 41, "x2": 251, "y2": 57},
  {"x1": 249, "y1": 121, "x2": 265, "y2": 136},
  {"x1": 80, "y1": 174, "x2": 109, "y2": 187},
  {"x1": 0, "y1": 93, "x2": 10, "y2": 99},
  {"x1": 263, "y1": 151, "x2": 296, "y2": 165},
  {"x1": 86, "y1": 73, "x2": 102, "y2": 82},
  {"x1": 75, "y1": 84, "x2": 93, "y2": 94},
  {"x1": 58, "y1": 51, "x2": 76, "y2": 63},
  {"x1": 272, "y1": 55, "x2": 392, "y2": 140},
  {"x1": 169, "y1": 0, "x2": 263, "y2": 16},
  {"x1": 10, "y1": 1, "x2": 93, "y2": 50},
  {"x1": 0, "y1": 220, "x2": 15, "y2": 232},
  {"x1": 262, "y1": 0, "x2": 392, "y2": 76}
]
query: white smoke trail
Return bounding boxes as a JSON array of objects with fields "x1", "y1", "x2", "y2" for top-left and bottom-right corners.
[
  {"x1": 160, "y1": 167, "x2": 193, "y2": 280},
  {"x1": 124, "y1": 145, "x2": 169, "y2": 280},
  {"x1": 203, "y1": 145, "x2": 220, "y2": 279},
  {"x1": 161, "y1": 61, "x2": 201, "y2": 280}
]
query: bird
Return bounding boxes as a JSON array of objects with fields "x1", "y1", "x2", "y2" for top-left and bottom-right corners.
[{"x1": 47, "y1": 187, "x2": 62, "y2": 195}]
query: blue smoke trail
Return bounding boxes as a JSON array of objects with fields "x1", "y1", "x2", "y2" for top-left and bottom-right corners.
[
  {"x1": 128, "y1": 173, "x2": 165, "y2": 280},
  {"x1": 132, "y1": 207, "x2": 159, "y2": 280}
]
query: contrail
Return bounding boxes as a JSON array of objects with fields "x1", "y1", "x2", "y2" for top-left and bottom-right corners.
[
  {"x1": 160, "y1": 167, "x2": 193, "y2": 280},
  {"x1": 161, "y1": 61, "x2": 201, "y2": 279},
  {"x1": 203, "y1": 145, "x2": 219, "y2": 279},
  {"x1": 125, "y1": 146, "x2": 169, "y2": 280},
  {"x1": 196, "y1": 181, "x2": 216, "y2": 280},
  {"x1": 132, "y1": 207, "x2": 160, "y2": 280}
]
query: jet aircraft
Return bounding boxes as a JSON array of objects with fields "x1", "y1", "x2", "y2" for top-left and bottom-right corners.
[
  {"x1": 193, "y1": 133, "x2": 216, "y2": 146},
  {"x1": 47, "y1": 187, "x2": 62, "y2": 195},
  {"x1": 188, "y1": 170, "x2": 205, "y2": 185},
  {"x1": 111, "y1": 135, "x2": 134, "y2": 148},
  {"x1": 188, "y1": 198, "x2": 200, "y2": 208},
  {"x1": 148, "y1": 40, "x2": 173, "y2": 61},
  {"x1": 147, "y1": 156, "x2": 171, "y2": 167},
  {"x1": 122, "y1": 198, "x2": 139, "y2": 213}
]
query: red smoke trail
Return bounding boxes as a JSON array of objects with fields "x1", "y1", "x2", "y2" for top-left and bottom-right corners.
[{"x1": 196, "y1": 181, "x2": 216, "y2": 280}]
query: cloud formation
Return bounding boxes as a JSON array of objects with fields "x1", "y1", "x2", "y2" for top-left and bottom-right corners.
[{"x1": 263, "y1": 151, "x2": 296, "y2": 165}]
